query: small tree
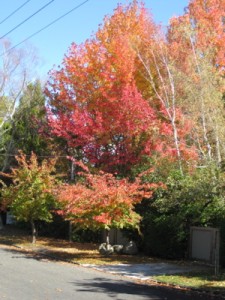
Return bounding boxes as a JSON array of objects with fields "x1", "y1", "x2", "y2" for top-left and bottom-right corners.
[
  {"x1": 0, "y1": 151, "x2": 58, "y2": 243},
  {"x1": 57, "y1": 162, "x2": 157, "y2": 246}
]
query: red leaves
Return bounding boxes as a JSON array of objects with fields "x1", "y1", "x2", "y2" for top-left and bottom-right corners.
[
  {"x1": 56, "y1": 164, "x2": 159, "y2": 230},
  {"x1": 93, "y1": 213, "x2": 112, "y2": 225},
  {"x1": 46, "y1": 2, "x2": 166, "y2": 172},
  {"x1": 46, "y1": 1, "x2": 198, "y2": 173}
]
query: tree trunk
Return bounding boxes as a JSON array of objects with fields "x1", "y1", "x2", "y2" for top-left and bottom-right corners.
[
  {"x1": 68, "y1": 159, "x2": 75, "y2": 242},
  {"x1": 31, "y1": 220, "x2": 37, "y2": 244},
  {"x1": 137, "y1": 49, "x2": 184, "y2": 175},
  {"x1": 0, "y1": 215, "x2": 3, "y2": 230},
  {"x1": 68, "y1": 221, "x2": 72, "y2": 242},
  {"x1": 105, "y1": 229, "x2": 110, "y2": 249},
  {"x1": 171, "y1": 117, "x2": 183, "y2": 175}
]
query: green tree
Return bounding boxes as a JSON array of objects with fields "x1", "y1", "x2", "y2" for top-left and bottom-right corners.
[
  {"x1": 0, "y1": 151, "x2": 58, "y2": 243},
  {"x1": 1, "y1": 80, "x2": 52, "y2": 172},
  {"x1": 13, "y1": 80, "x2": 47, "y2": 154},
  {"x1": 136, "y1": 163, "x2": 225, "y2": 258}
]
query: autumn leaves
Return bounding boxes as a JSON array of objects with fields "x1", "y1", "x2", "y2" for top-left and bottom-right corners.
[{"x1": 1, "y1": 0, "x2": 225, "y2": 245}]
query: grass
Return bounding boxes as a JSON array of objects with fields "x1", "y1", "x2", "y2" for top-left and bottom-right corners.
[{"x1": 153, "y1": 271, "x2": 225, "y2": 293}]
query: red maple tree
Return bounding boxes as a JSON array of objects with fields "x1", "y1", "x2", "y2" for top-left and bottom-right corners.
[{"x1": 46, "y1": 1, "x2": 197, "y2": 174}]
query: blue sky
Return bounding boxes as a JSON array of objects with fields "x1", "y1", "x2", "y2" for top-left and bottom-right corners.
[{"x1": 0, "y1": 0, "x2": 189, "y2": 78}]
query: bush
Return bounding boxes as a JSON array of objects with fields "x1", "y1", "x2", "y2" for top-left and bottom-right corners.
[
  {"x1": 138, "y1": 208, "x2": 188, "y2": 259},
  {"x1": 131, "y1": 164, "x2": 225, "y2": 260},
  {"x1": 71, "y1": 227, "x2": 102, "y2": 243},
  {"x1": 37, "y1": 215, "x2": 68, "y2": 239}
]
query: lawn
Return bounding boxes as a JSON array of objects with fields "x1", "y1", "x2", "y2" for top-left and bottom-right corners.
[{"x1": 153, "y1": 272, "x2": 225, "y2": 295}]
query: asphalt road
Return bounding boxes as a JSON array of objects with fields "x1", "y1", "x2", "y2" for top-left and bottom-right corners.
[{"x1": 0, "y1": 246, "x2": 216, "y2": 300}]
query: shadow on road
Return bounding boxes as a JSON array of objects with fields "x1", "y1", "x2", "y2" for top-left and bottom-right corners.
[
  {"x1": 0, "y1": 246, "x2": 221, "y2": 300},
  {"x1": 0, "y1": 245, "x2": 60, "y2": 262},
  {"x1": 72, "y1": 277, "x2": 214, "y2": 300}
]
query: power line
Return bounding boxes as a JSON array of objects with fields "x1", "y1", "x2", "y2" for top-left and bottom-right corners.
[
  {"x1": 0, "y1": 0, "x2": 33, "y2": 25},
  {"x1": 0, "y1": 0, "x2": 55, "y2": 39},
  {"x1": 0, "y1": 0, "x2": 90, "y2": 56}
]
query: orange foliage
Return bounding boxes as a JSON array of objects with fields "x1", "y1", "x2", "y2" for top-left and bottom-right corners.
[
  {"x1": 168, "y1": 0, "x2": 225, "y2": 72},
  {"x1": 46, "y1": 1, "x2": 196, "y2": 172},
  {"x1": 56, "y1": 162, "x2": 159, "y2": 230}
]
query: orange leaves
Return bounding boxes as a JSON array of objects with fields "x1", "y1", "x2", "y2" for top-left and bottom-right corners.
[
  {"x1": 0, "y1": 151, "x2": 58, "y2": 226},
  {"x1": 56, "y1": 164, "x2": 159, "y2": 230},
  {"x1": 166, "y1": 0, "x2": 225, "y2": 164},
  {"x1": 93, "y1": 213, "x2": 112, "y2": 225},
  {"x1": 169, "y1": 0, "x2": 225, "y2": 71},
  {"x1": 1, "y1": 151, "x2": 56, "y2": 187},
  {"x1": 46, "y1": 1, "x2": 198, "y2": 173},
  {"x1": 45, "y1": 1, "x2": 168, "y2": 173}
]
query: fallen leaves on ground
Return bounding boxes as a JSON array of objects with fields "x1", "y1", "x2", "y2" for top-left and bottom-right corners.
[{"x1": 0, "y1": 225, "x2": 158, "y2": 265}]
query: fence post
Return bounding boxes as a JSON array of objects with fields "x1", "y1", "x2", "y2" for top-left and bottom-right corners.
[{"x1": 214, "y1": 229, "x2": 220, "y2": 276}]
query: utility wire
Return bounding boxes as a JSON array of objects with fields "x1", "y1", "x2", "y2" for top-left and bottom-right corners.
[
  {"x1": 0, "y1": 0, "x2": 33, "y2": 25},
  {"x1": 0, "y1": 0, "x2": 55, "y2": 39},
  {"x1": 0, "y1": 0, "x2": 90, "y2": 56}
]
